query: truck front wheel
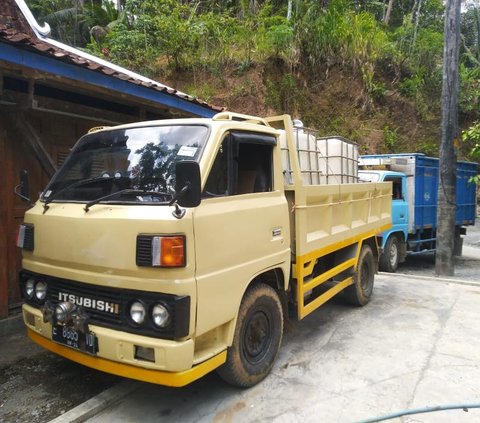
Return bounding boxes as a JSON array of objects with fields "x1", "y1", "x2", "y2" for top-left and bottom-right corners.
[
  {"x1": 217, "y1": 283, "x2": 283, "y2": 388},
  {"x1": 344, "y1": 244, "x2": 375, "y2": 306},
  {"x1": 379, "y1": 235, "x2": 400, "y2": 273}
]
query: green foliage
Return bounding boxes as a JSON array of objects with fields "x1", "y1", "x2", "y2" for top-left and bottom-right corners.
[
  {"x1": 461, "y1": 5, "x2": 480, "y2": 67},
  {"x1": 26, "y1": 0, "x2": 480, "y2": 148},
  {"x1": 399, "y1": 74, "x2": 424, "y2": 98},
  {"x1": 230, "y1": 78, "x2": 258, "y2": 99},
  {"x1": 103, "y1": 23, "x2": 158, "y2": 71},
  {"x1": 459, "y1": 64, "x2": 480, "y2": 117},
  {"x1": 390, "y1": 23, "x2": 443, "y2": 83},
  {"x1": 462, "y1": 121, "x2": 480, "y2": 157},
  {"x1": 462, "y1": 121, "x2": 480, "y2": 183},
  {"x1": 262, "y1": 21, "x2": 294, "y2": 59},
  {"x1": 362, "y1": 67, "x2": 386, "y2": 101},
  {"x1": 315, "y1": 114, "x2": 348, "y2": 138},
  {"x1": 27, "y1": 0, "x2": 121, "y2": 47},
  {"x1": 412, "y1": 29, "x2": 443, "y2": 75},
  {"x1": 82, "y1": 1, "x2": 120, "y2": 29},
  {"x1": 383, "y1": 125, "x2": 399, "y2": 151},
  {"x1": 294, "y1": 0, "x2": 389, "y2": 104},
  {"x1": 296, "y1": 0, "x2": 386, "y2": 69},
  {"x1": 418, "y1": 0, "x2": 444, "y2": 32},
  {"x1": 416, "y1": 138, "x2": 438, "y2": 156},
  {"x1": 265, "y1": 73, "x2": 298, "y2": 114}
]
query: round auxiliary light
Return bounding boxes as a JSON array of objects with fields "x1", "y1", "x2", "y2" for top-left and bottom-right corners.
[
  {"x1": 55, "y1": 301, "x2": 75, "y2": 325},
  {"x1": 34, "y1": 281, "x2": 47, "y2": 301},
  {"x1": 130, "y1": 301, "x2": 146, "y2": 325},
  {"x1": 25, "y1": 278, "x2": 35, "y2": 299},
  {"x1": 152, "y1": 303, "x2": 171, "y2": 328},
  {"x1": 55, "y1": 305, "x2": 66, "y2": 324},
  {"x1": 55, "y1": 302, "x2": 71, "y2": 324}
]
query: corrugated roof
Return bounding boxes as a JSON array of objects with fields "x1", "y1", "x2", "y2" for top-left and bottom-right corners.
[{"x1": 0, "y1": 0, "x2": 223, "y2": 113}]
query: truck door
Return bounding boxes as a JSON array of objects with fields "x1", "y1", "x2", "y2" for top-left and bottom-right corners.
[
  {"x1": 193, "y1": 131, "x2": 290, "y2": 338},
  {"x1": 385, "y1": 175, "x2": 408, "y2": 233}
]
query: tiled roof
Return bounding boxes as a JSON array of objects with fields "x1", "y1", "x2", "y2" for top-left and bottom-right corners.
[{"x1": 0, "y1": 0, "x2": 223, "y2": 113}]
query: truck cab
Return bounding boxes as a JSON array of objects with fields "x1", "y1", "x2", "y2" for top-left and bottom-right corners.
[{"x1": 359, "y1": 170, "x2": 408, "y2": 272}]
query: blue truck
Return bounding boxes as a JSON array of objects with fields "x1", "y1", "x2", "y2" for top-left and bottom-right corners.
[{"x1": 359, "y1": 153, "x2": 478, "y2": 272}]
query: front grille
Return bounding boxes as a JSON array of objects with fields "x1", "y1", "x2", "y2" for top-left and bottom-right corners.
[
  {"x1": 20, "y1": 271, "x2": 190, "y2": 340},
  {"x1": 23, "y1": 224, "x2": 34, "y2": 251},
  {"x1": 136, "y1": 235, "x2": 152, "y2": 266},
  {"x1": 48, "y1": 279, "x2": 123, "y2": 325}
]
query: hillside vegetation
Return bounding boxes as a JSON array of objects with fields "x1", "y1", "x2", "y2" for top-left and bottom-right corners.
[{"x1": 28, "y1": 0, "x2": 480, "y2": 159}]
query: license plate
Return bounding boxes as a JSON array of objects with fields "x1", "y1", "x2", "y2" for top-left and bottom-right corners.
[{"x1": 52, "y1": 325, "x2": 98, "y2": 355}]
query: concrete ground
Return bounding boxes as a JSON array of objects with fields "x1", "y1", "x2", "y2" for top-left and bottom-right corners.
[
  {"x1": 80, "y1": 272, "x2": 480, "y2": 423},
  {"x1": 0, "y1": 317, "x2": 120, "y2": 423}
]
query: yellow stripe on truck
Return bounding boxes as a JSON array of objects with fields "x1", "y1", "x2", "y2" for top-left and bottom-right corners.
[{"x1": 28, "y1": 329, "x2": 227, "y2": 387}]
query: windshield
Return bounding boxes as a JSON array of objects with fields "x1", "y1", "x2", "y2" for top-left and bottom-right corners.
[{"x1": 42, "y1": 124, "x2": 209, "y2": 204}]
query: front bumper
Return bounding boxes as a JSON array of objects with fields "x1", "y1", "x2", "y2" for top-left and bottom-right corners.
[{"x1": 23, "y1": 304, "x2": 226, "y2": 387}]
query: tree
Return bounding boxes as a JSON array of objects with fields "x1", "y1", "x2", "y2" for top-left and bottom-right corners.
[
  {"x1": 383, "y1": 0, "x2": 394, "y2": 25},
  {"x1": 410, "y1": 0, "x2": 424, "y2": 52},
  {"x1": 435, "y1": 0, "x2": 462, "y2": 276},
  {"x1": 26, "y1": 0, "x2": 121, "y2": 47},
  {"x1": 461, "y1": 4, "x2": 480, "y2": 66}
]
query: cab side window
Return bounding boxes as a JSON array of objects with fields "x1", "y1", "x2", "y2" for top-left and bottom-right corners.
[
  {"x1": 203, "y1": 141, "x2": 229, "y2": 196},
  {"x1": 237, "y1": 142, "x2": 272, "y2": 194},
  {"x1": 203, "y1": 131, "x2": 275, "y2": 197},
  {"x1": 386, "y1": 176, "x2": 403, "y2": 200}
]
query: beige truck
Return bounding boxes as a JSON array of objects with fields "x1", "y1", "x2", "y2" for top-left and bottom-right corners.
[{"x1": 17, "y1": 113, "x2": 391, "y2": 388}]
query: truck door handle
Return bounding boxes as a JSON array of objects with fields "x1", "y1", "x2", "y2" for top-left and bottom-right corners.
[{"x1": 400, "y1": 214, "x2": 405, "y2": 218}]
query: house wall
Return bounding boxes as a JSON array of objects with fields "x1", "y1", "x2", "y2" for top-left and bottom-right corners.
[{"x1": 0, "y1": 110, "x2": 101, "y2": 318}]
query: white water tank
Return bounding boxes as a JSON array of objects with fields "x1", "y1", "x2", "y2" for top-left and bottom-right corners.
[
  {"x1": 316, "y1": 137, "x2": 358, "y2": 184},
  {"x1": 279, "y1": 129, "x2": 358, "y2": 185}
]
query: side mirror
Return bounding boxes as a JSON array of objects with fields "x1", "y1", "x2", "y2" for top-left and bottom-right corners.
[
  {"x1": 175, "y1": 161, "x2": 201, "y2": 208},
  {"x1": 20, "y1": 170, "x2": 30, "y2": 199},
  {"x1": 15, "y1": 169, "x2": 32, "y2": 204}
]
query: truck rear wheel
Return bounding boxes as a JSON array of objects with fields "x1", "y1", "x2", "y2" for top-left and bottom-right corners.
[
  {"x1": 454, "y1": 233, "x2": 463, "y2": 256},
  {"x1": 379, "y1": 235, "x2": 400, "y2": 272},
  {"x1": 217, "y1": 283, "x2": 283, "y2": 388},
  {"x1": 344, "y1": 244, "x2": 375, "y2": 306}
]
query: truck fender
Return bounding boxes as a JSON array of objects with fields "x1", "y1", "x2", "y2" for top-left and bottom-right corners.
[
  {"x1": 360, "y1": 237, "x2": 379, "y2": 272},
  {"x1": 224, "y1": 266, "x2": 288, "y2": 347}
]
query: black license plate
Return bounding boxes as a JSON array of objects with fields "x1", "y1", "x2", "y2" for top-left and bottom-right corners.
[{"x1": 52, "y1": 325, "x2": 98, "y2": 355}]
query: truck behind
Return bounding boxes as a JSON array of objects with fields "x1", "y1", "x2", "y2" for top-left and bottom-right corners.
[{"x1": 359, "y1": 153, "x2": 477, "y2": 272}]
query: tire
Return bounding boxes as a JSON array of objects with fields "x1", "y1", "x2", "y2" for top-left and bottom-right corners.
[
  {"x1": 379, "y1": 235, "x2": 400, "y2": 273},
  {"x1": 454, "y1": 234, "x2": 463, "y2": 256},
  {"x1": 344, "y1": 244, "x2": 375, "y2": 306},
  {"x1": 217, "y1": 283, "x2": 283, "y2": 388}
]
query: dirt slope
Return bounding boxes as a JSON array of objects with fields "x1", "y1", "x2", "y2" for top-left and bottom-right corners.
[{"x1": 162, "y1": 63, "x2": 442, "y2": 156}]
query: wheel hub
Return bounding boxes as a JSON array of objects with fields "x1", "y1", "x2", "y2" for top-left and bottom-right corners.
[
  {"x1": 390, "y1": 242, "x2": 398, "y2": 266},
  {"x1": 244, "y1": 311, "x2": 270, "y2": 363}
]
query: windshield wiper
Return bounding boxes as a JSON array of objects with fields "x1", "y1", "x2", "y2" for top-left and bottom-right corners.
[
  {"x1": 42, "y1": 176, "x2": 118, "y2": 213},
  {"x1": 84, "y1": 189, "x2": 171, "y2": 212}
]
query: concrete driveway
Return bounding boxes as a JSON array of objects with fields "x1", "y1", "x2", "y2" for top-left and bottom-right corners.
[{"x1": 79, "y1": 272, "x2": 480, "y2": 423}]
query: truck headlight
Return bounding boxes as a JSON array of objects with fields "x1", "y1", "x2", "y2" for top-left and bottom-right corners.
[
  {"x1": 25, "y1": 278, "x2": 35, "y2": 299},
  {"x1": 129, "y1": 301, "x2": 146, "y2": 325},
  {"x1": 152, "y1": 303, "x2": 171, "y2": 328},
  {"x1": 35, "y1": 281, "x2": 47, "y2": 301}
]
